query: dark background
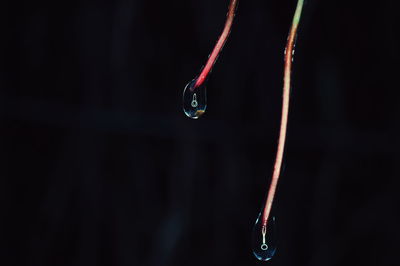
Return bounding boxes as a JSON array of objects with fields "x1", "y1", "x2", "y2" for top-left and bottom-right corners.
[{"x1": 1, "y1": 0, "x2": 399, "y2": 265}]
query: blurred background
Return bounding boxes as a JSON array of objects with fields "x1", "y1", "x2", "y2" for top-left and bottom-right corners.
[{"x1": 1, "y1": 0, "x2": 399, "y2": 265}]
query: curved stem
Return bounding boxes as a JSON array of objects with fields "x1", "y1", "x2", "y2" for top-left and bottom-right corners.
[
  {"x1": 262, "y1": 0, "x2": 304, "y2": 227},
  {"x1": 194, "y1": 0, "x2": 239, "y2": 88}
]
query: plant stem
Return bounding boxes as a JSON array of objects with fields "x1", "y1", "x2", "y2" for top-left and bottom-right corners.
[{"x1": 262, "y1": 0, "x2": 305, "y2": 227}]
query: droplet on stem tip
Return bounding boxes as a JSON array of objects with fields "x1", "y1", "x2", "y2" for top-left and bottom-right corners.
[
  {"x1": 182, "y1": 79, "x2": 207, "y2": 119},
  {"x1": 252, "y1": 212, "x2": 277, "y2": 261}
]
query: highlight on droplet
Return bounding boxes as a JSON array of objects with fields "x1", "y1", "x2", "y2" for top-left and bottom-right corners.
[{"x1": 182, "y1": 0, "x2": 238, "y2": 119}]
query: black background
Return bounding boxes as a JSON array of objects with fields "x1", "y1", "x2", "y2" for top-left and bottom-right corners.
[{"x1": 1, "y1": 0, "x2": 399, "y2": 266}]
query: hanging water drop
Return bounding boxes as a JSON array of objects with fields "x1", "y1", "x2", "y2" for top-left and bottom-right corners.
[
  {"x1": 183, "y1": 79, "x2": 207, "y2": 119},
  {"x1": 251, "y1": 212, "x2": 277, "y2": 261}
]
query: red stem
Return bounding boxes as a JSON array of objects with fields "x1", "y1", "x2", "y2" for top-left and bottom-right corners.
[
  {"x1": 194, "y1": 0, "x2": 238, "y2": 88},
  {"x1": 262, "y1": 24, "x2": 299, "y2": 227}
]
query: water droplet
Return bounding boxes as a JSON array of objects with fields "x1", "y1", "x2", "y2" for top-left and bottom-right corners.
[
  {"x1": 252, "y1": 212, "x2": 277, "y2": 261},
  {"x1": 183, "y1": 79, "x2": 207, "y2": 119}
]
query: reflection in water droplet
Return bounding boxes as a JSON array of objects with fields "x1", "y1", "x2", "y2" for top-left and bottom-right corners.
[
  {"x1": 183, "y1": 79, "x2": 207, "y2": 119},
  {"x1": 252, "y1": 213, "x2": 277, "y2": 261},
  {"x1": 191, "y1": 94, "x2": 198, "y2": 108}
]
